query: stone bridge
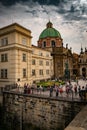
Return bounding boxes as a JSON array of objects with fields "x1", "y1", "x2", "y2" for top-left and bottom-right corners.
[{"x1": 2, "y1": 90, "x2": 87, "y2": 130}]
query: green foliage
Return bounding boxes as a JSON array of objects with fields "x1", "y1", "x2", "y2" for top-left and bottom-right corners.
[{"x1": 36, "y1": 80, "x2": 65, "y2": 87}]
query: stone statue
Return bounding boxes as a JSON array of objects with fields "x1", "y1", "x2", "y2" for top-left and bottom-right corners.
[{"x1": 64, "y1": 62, "x2": 70, "y2": 79}]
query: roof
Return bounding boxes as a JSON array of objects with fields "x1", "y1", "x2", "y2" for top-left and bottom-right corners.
[
  {"x1": 0, "y1": 22, "x2": 31, "y2": 33},
  {"x1": 39, "y1": 21, "x2": 61, "y2": 39}
]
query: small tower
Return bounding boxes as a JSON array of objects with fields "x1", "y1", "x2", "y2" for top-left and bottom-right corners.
[
  {"x1": 46, "y1": 21, "x2": 53, "y2": 28},
  {"x1": 80, "y1": 46, "x2": 83, "y2": 54}
]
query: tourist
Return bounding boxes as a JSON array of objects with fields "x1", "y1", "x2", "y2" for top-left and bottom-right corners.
[
  {"x1": 50, "y1": 86, "x2": 53, "y2": 97},
  {"x1": 39, "y1": 85, "x2": 43, "y2": 94},
  {"x1": 81, "y1": 86, "x2": 86, "y2": 100},
  {"x1": 56, "y1": 86, "x2": 59, "y2": 97},
  {"x1": 78, "y1": 85, "x2": 81, "y2": 98},
  {"x1": 59, "y1": 87, "x2": 63, "y2": 96},
  {"x1": 74, "y1": 84, "x2": 77, "y2": 96},
  {"x1": 27, "y1": 84, "x2": 31, "y2": 94},
  {"x1": 85, "y1": 84, "x2": 87, "y2": 90},
  {"x1": 66, "y1": 85, "x2": 69, "y2": 97},
  {"x1": 24, "y1": 83, "x2": 27, "y2": 94}
]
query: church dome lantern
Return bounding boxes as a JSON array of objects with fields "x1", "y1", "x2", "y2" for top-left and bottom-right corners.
[{"x1": 46, "y1": 21, "x2": 53, "y2": 28}]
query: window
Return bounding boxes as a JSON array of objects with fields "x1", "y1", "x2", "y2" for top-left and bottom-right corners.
[
  {"x1": 1, "y1": 54, "x2": 8, "y2": 62},
  {"x1": 23, "y1": 68, "x2": 26, "y2": 78},
  {"x1": 46, "y1": 70, "x2": 49, "y2": 75},
  {"x1": 22, "y1": 38, "x2": 27, "y2": 45},
  {"x1": 51, "y1": 40, "x2": 55, "y2": 47},
  {"x1": 1, "y1": 37, "x2": 8, "y2": 46},
  {"x1": 39, "y1": 60, "x2": 43, "y2": 65},
  {"x1": 39, "y1": 69, "x2": 43, "y2": 75},
  {"x1": 51, "y1": 61, "x2": 53, "y2": 66},
  {"x1": 32, "y1": 50, "x2": 34, "y2": 54},
  {"x1": 42, "y1": 41, "x2": 46, "y2": 48},
  {"x1": 57, "y1": 62, "x2": 61, "y2": 67},
  {"x1": 32, "y1": 69, "x2": 36, "y2": 76},
  {"x1": 46, "y1": 53, "x2": 49, "y2": 57},
  {"x1": 79, "y1": 59, "x2": 81, "y2": 63},
  {"x1": 1, "y1": 69, "x2": 8, "y2": 78},
  {"x1": 39, "y1": 52, "x2": 43, "y2": 56},
  {"x1": 32, "y1": 59, "x2": 36, "y2": 65},
  {"x1": 22, "y1": 54, "x2": 26, "y2": 62},
  {"x1": 46, "y1": 61, "x2": 49, "y2": 66}
]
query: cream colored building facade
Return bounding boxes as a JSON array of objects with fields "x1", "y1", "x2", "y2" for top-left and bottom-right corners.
[
  {"x1": 0, "y1": 23, "x2": 54, "y2": 87},
  {"x1": 31, "y1": 45, "x2": 54, "y2": 83}
]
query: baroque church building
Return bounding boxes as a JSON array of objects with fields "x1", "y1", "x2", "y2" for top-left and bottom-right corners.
[
  {"x1": 38, "y1": 21, "x2": 73, "y2": 79},
  {"x1": 0, "y1": 21, "x2": 86, "y2": 87}
]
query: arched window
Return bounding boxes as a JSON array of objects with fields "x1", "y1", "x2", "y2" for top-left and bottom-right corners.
[
  {"x1": 86, "y1": 59, "x2": 87, "y2": 63},
  {"x1": 42, "y1": 41, "x2": 46, "y2": 48},
  {"x1": 79, "y1": 59, "x2": 81, "y2": 63},
  {"x1": 51, "y1": 40, "x2": 55, "y2": 47},
  {"x1": 82, "y1": 67, "x2": 86, "y2": 78}
]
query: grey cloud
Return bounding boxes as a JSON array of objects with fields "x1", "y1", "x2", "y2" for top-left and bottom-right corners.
[
  {"x1": 25, "y1": 10, "x2": 37, "y2": 16},
  {"x1": 53, "y1": 0, "x2": 87, "y2": 22},
  {"x1": 0, "y1": 0, "x2": 87, "y2": 54},
  {"x1": 0, "y1": 0, "x2": 66, "y2": 6}
]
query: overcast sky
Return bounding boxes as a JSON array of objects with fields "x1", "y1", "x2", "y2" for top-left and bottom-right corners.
[{"x1": 0, "y1": 0, "x2": 87, "y2": 54}]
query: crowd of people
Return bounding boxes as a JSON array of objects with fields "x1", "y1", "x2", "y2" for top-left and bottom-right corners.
[
  {"x1": 51, "y1": 81, "x2": 87, "y2": 100},
  {"x1": 17, "y1": 80, "x2": 87, "y2": 100}
]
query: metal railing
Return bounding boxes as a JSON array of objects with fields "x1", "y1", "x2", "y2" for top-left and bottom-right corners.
[
  {"x1": 9, "y1": 87, "x2": 87, "y2": 101},
  {"x1": 0, "y1": 84, "x2": 17, "y2": 94}
]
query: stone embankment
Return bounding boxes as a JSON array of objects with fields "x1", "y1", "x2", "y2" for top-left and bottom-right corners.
[{"x1": 3, "y1": 91, "x2": 87, "y2": 130}]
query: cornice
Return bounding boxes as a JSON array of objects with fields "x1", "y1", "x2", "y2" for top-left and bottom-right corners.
[
  {"x1": 0, "y1": 29, "x2": 32, "y2": 38},
  {"x1": 0, "y1": 43, "x2": 32, "y2": 53}
]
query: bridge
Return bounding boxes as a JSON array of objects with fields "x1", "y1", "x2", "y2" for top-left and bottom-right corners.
[
  {"x1": 5, "y1": 84, "x2": 87, "y2": 101},
  {"x1": 0, "y1": 79, "x2": 87, "y2": 130},
  {"x1": 1, "y1": 86, "x2": 87, "y2": 130}
]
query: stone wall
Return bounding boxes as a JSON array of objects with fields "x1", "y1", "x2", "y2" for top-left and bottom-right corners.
[
  {"x1": 64, "y1": 105, "x2": 87, "y2": 130},
  {"x1": 3, "y1": 91, "x2": 87, "y2": 130}
]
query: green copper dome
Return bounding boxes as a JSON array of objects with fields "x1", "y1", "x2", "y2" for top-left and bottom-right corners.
[{"x1": 39, "y1": 21, "x2": 61, "y2": 39}]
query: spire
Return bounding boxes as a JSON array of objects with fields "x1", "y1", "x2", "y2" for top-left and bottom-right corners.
[
  {"x1": 66, "y1": 43, "x2": 68, "y2": 49},
  {"x1": 80, "y1": 44, "x2": 83, "y2": 54},
  {"x1": 70, "y1": 47, "x2": 72, "y2": 52}
]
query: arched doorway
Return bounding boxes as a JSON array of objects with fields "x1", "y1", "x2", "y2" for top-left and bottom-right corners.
[{"x1": 82, "y1": 67, "x2": 86, "y2": 78}]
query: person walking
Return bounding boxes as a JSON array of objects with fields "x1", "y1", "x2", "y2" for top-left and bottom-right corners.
[
  {"x1": 56, "y1": 86, "x2": 59, "y2": 97},
  {"x1": 74, "y1": 84, "x2": 77, "y2": 96},
  {"x1": 50, "y1": 86, "x2": 53, "y2": 97}
]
